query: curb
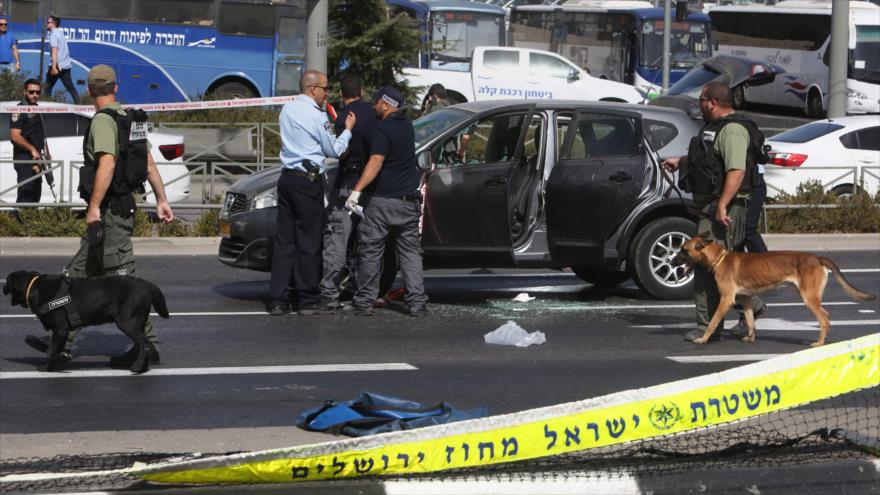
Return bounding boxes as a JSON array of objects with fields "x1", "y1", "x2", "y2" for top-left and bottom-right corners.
[{"x1": 0, "y1": 234, "x2": 877, "y2": 257}]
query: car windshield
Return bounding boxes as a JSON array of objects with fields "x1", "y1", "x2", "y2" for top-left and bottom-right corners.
[
  {"x1": 414, "y1": 108, "x2": 473, "y2": 148},
  {"x1": 769, "y1": 122, "x2": 845, "y2": 143},
  {"x1": 666, "y1": 64, "x2": 723, "y2": 97}
]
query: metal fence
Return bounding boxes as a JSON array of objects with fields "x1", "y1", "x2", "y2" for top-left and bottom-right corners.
[{"x1": 3, "y1": 160, "x2": 878, "y2": 219}]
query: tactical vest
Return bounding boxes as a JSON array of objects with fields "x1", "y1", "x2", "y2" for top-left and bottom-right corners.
[
  {"x1": 12, "y1": 101, "x2": 45, "y2": 157},
  {"x1": 680, "y1": 114, "x2": 767, "y2": 198},
  {"x1": 79, "y1": 107, "x2": 149, "y2": 201}
]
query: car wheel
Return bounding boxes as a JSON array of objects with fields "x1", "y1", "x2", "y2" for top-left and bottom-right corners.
[
  {"x1": 630, "y1": 217, "x2": 696, "y2": 300},
  {"x1": 572, "y1": 267, "x2": 630, "y2": 288},
  {"x1": 212, "y1": 81, "x2": 256, "y2": 100},
  {"x1": 732, "y1": 85, "x2": 746, "y2": 109},
  {"x1": 806, "y1": 89, "x2": 824, "y2": 118}
]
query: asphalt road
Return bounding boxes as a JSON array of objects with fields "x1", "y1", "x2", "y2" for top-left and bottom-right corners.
[{"x1": 1, "y1": 252, "x2": 878, "y2": 493}]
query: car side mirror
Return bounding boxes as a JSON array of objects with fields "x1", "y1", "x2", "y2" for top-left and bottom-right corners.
[
  {"x1": 418, "y1": 151, "x2": 432, "y2": 170},
  {"x1": 567, "y1": 68, "x2": 580, "y2": 81}
]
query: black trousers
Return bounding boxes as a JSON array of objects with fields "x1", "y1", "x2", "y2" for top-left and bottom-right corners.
[
  {"x1": 45, "y1": 68, "x2": 79, "y2": 102},
  {"x1": 269, "y1": 171, "x2": 324, "y2": 310},
  {"x1": 744, "y1": 176, "x2": 768, "y2": 253},
  {"x1": 14, "y1": 161, "x2": 41, "y2": 203}
]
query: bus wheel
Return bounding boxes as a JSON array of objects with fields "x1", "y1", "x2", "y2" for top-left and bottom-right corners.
[
  {"x1": 806, "y1": 89, "x2": 824, "y2": 118},
  {"x1": 212, "y1": 81, "x2": 256, "y2": 100},
  {"x1": 732, "y1": 84, "x2": 746, "y2": 109}
]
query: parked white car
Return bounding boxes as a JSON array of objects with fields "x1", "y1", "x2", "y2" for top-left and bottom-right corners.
[
  {"x1": 404, "y1": 46, "x2": 644, "y2": 105},
  {"x1": 764, "y1": 115, "x2": 879, "y2": 198},
  {"x1": 0, "y1": 102, "x2": 190, "y2": 205}
]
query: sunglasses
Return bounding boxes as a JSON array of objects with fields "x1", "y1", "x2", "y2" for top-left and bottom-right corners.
[
  {"x1": 0, "y1": 24, "x2": 7, "y2": 27},
  {"x1": 26, "y1": 90, "x2": 41, "y2": 95}
]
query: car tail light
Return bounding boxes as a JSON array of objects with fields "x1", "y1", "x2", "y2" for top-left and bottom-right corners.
[
  {"x1": 159, "y1": 143, "x2": 184, "y2": 161},
  {"x1": 768, "y1": 152, "x2": 807, "y2": 168}
]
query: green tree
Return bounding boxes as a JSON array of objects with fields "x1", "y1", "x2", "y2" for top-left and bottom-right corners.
[{"x1": 328, "y1": 0, "x2": 422, "y2": 109}]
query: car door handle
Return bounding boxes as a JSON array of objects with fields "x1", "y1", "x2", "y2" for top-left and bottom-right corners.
[
  {"x1": 609, "y1": 170, "x2": 632, "y2": 182},
  {"x1": 484, "y1": 175, "x2": 507, "y2": 186}
]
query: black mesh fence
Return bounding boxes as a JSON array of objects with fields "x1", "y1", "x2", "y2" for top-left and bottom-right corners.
[{"x1": 1, "y1": 385, "x2": 876, "y2": 493}]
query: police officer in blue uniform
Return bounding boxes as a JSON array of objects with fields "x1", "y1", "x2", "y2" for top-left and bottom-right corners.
[
  {"x1": 269, "y1": 70, "x2": 355, "y2": 315},
  {"x1": 319, "y1": 74, "x2": 378, "y2": 309},
  {"x1": 346, "y1": 87, "x2": 427, "y2": 316}
]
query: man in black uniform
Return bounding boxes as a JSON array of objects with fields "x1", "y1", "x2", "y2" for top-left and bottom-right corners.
[
  {"x1": 9, "y1": 79, "x2": 47, "y2": 204},
  {"x1": 347, "y1": 86, "x2": 427, "y2": 316},
  {"x1": 319, "y1": 75, "x2": 378, "y2": 310}
]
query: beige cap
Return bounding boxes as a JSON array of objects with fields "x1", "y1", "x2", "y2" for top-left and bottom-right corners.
[{"x1": 87, "y1": 64, "x2": 116, "y2": 85}]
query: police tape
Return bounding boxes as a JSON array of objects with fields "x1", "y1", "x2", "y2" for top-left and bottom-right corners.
[
  {"x1": 130, "y1": 333, "x2": 879, "y2": 485},
  {"x1": 0, "y1": 95, "x2": 297, "y2": 114}
]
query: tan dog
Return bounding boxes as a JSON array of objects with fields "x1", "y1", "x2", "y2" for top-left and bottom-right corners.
[{"x1": 673, "y1": 234, "x2": 875, "y2": 346}]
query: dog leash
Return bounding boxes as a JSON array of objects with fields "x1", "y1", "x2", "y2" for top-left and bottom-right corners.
[{"x1": 24, "y1": 276, "x2": 39, "y2": 309}]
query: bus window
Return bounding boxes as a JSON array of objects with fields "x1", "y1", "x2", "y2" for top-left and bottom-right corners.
[
  {"x1": 10, "y1": 0, "x2": 39, "y2": 23},
  {"x1": 52, "y1": 0, "x2": 131, "y2": 21},
  {"x1": 219, "y1": 1, "x2": 276, "y2": 37},
  {"x1": 430, "y1": 11, "x2": 504, "y2": 65},
  {"x1": 710, "y1": 12, "x2": 829, "y2": 51},
  {"x1": 135, "y1": 0, "x2": 217, "y2": 26},
  {"x1": 852, "y1": 25, "x2": 880, "y2": 82},
  {"x1": 529, "y1": 52, "x2": 572, "y2": 79}
]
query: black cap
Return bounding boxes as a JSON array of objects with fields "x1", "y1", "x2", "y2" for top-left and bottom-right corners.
[{"x1": 373, "y1": 86, "x2": 405, "y2": 109}]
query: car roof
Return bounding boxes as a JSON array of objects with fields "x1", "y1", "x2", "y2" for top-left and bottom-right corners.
[{"x1": 447, "y1": 99, "x2": 692, "y2": 122}]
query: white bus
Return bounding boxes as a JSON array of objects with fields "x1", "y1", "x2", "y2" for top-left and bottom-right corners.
[
  {"x1": 709, "y1": 0, "x2": 880, "y2": 117},
  {"x1": 509, "y1": 1, "x2": 713, "y2": 97}
]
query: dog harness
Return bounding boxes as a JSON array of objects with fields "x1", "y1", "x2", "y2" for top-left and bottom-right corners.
[{"x1": 28, "y1": 276, "x2": 83, "y2": 330}]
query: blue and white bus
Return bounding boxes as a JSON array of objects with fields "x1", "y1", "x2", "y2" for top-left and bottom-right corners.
[
  {"x1": 509, "y1": 0, "x2": 713, "y2": 97},
  {"x1": 5, "y1": 0, "x2": 309, "y2": 104},
  {"x1": 386, "y1": 0, "x2": 507, "y2": 72}
]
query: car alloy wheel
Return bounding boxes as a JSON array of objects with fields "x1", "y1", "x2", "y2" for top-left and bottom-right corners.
[{"x1": 630, "y1": 216, "x2": 696, "y2": 300}]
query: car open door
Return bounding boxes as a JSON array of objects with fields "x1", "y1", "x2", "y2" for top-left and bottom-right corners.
[
  {"x1": 421, "y1": 105, "x2": 536, "y2": 266},
  {"x1": 546, "y1": 109, "x2": 646, "y2": 265}
]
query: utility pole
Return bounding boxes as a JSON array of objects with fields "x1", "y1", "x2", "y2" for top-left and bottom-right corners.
[
  {"x1": 306, "y1": 0, "x2": 328, "y2": 73},
  {"x1": 827, "y1": 0, "x2": 849, "y2": 118},
  {"x1": 662, "y1": 0, "x2": 671, "y2": 93}
]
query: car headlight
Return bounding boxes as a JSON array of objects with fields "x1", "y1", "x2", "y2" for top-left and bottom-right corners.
[
  {"x1": 252, "y1": 187, "x2": 278, "y2": 210},
  {"x1": 847, "y1": 89, "x2": 868, "y2": 100}
]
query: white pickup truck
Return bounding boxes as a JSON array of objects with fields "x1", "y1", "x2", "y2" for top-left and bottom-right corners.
[{"x1": 404, "y1": 46, "x2": 644, "y2": 105}]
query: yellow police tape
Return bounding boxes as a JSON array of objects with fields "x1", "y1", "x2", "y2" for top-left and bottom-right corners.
[{"x1": 141, "y1": 333, "x2": 879, "y2": 484}]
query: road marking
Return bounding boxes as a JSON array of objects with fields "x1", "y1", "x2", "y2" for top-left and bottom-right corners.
[
  {"x1": 0, "y1": 363, "x2": 417, "y2": 380},
  {"x1": 634, "y1": 318, "x2": 880, "y2": 331},
  {"x1": 667, "y1": 354, "x2": 783, "y2": 363},
  {"x1": 0, "y1": 301, "x2": 866, "y2": 318}
]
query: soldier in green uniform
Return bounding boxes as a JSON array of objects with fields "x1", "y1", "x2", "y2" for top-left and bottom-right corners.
[
  {"x1": 24, "y1": 65, "x2": 174, "y2": 366},
  {"x1": 662, "y1": 81, "x2": 766, "y2": 342}
]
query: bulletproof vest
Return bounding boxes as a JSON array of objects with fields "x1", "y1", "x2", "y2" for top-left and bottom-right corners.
[
  {"x1": 79, "y1": 107, "x2": 149, "y2": 201},
  {"x1": 680, "y1": 114, "x2": 767, "y2": 197},
  {"x1": 12, "y1": 102, "x2": 45, "y2": 156}
]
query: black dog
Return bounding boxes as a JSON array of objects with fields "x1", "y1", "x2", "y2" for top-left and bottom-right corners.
[{"x1": 3, "y1": 271, "x2": 169, "y2": 373}]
